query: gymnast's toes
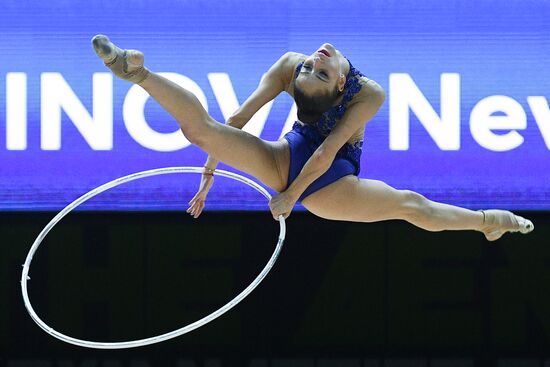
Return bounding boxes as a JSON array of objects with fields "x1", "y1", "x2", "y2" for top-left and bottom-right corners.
[
  {"x1": 480, "y1": 209, "x2": 534, "y2": 241},
  {"x1": 91, "y1": 34, "x2": 150, "y2": 84},
  {"x1": 516, "y1": 215, "x2": 534, "y2": 234},
  {"x1": 92, "y1": 35, "x2": 118, "y2": 64}
]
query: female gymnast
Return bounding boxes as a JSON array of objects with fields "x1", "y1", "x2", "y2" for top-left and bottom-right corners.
[{"x1": 92, "y1": 35, "x2": 533, "y2": 241}]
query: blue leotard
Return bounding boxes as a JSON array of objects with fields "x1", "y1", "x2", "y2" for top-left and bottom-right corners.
[{"x1": 283, "y1": 58, "x2": 366, "y2": 201}]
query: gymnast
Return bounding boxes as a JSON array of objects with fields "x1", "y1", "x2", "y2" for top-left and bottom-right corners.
[{"x1": 92, "y1": 35, "x2": 533, "y2": 241}]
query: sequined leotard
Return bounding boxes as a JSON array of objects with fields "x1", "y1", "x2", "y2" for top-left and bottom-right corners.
[{"x1": 283, "y1": 58, "x2": 366, "y2": 201}]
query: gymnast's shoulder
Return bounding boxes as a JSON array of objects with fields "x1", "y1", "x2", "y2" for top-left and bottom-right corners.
[
  {"x1": 276, "y1": 51, "x2": 307, "y2": 65},
  {"x1": 267, "y1": 52, "x2": 306, "y2": 93},
  {"x1": 353, "y1": 76, "x2": 385, "y2": 106},
  {"x1": 267, "y1": 52, "x2": 305, "y2": 72}
]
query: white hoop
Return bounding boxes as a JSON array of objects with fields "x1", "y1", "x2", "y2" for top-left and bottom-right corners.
[{"x1": 20, "y1": 167, "x2": 286, "y2": 349}]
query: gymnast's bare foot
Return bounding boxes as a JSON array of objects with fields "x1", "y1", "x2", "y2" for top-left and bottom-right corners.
[
  {"x1": 480, "y1": 209, "x2": 534, "y2": 241},
  {"x1": 91, "y1": 35, "x2": 150, "y2": 84}
]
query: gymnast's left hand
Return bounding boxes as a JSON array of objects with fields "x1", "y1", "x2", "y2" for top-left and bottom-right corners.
[{"x1": 269, "y1": 190, "x2": 297, "y2": 220}]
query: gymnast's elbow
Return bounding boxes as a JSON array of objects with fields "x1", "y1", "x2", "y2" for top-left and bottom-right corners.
[{"x1": 312, "y1": 148, "x2": 334, "y2": 171}]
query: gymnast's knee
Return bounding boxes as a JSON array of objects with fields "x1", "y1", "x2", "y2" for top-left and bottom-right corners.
[{"x1": 180, "y1": 116, "x2": 213, "y2": 147}]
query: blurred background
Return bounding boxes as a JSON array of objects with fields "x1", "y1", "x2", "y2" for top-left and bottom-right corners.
[{"x1": 1, "y1": 0, "x2": 549, "y2": 366}]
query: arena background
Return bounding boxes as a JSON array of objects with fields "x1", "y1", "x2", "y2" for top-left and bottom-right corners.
[{"x1": 1, "y1": 0, "x2": 549, "y2": 366}]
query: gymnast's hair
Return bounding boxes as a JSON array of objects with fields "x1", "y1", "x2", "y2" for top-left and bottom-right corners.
[{"x1": 293, "y1": 82, "x2": 342, "y2": 124}]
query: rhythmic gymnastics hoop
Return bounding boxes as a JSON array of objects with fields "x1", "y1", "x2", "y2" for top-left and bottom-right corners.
[{"x1": 20, "y1": 167, "x2": 286, "y2": 349}]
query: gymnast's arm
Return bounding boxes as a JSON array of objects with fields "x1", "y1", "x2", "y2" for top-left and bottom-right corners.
[
  {"x1": 189, "y1": 52, "x2": 302, "y2": 217},
  {"x1": 283, "y1": 81, "x2": 385, "y2": 202},
  {"x1": 202, "y1": 52, "x2": 302, "y2": 170}
]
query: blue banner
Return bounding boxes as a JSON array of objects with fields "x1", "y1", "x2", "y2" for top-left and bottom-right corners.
[{"x1": 0, "y1": 0, "x2": 549, "y2": 210}]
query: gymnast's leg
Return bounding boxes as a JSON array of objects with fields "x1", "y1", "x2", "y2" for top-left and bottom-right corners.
[
  {"x1": 91, "y1": 35, "x2": 289, "y2": 191},
  {"x1": 301, "y1": 176, "x2": 533, "y2": 241}
]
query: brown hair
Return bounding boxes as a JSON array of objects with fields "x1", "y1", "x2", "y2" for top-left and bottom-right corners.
[{"x1": 293, "y1": 82, "x2": 341, "y2": 124}]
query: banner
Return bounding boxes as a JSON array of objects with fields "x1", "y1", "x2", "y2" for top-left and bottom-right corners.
[{"x1": 1, "y1": 0, "x2": 548, "y2": 210}]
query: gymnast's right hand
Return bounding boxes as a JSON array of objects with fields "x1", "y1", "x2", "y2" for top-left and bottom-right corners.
[{"x1": 187, "y1": 174, "x2": 214, "y2": 218}]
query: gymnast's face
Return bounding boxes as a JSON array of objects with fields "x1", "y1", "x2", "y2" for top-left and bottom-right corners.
[{"x1": 295, "y1": 43, "x2": 346, "y2": 97}]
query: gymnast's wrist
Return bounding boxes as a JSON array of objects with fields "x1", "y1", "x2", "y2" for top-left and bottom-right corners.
[
  {"x1": 284, "y1": 186, "x2": 301, "y2": 202},
  {"x1": 202, "y1": 167, "x2": 215, "y2": 177}
]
